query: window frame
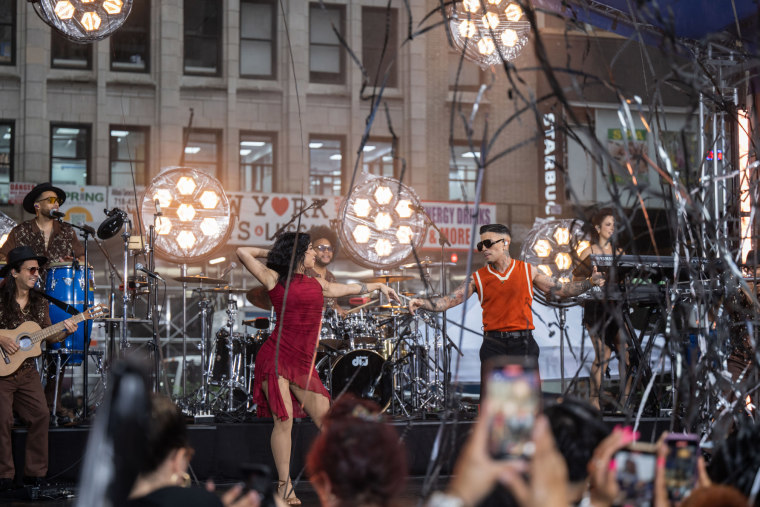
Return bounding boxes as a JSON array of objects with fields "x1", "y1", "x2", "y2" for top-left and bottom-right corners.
[
  {"x1": 110, "y1": 0, "x2": 151, "y2": 73},
  {"x1": 51, "y1": 32, "x2": 93, "y2": 70},
  {"x1": 50, "y1": 123, "x2": 91, "y2": 186},
  {"x1": 0, "y1": 0, "x2": 16, "y2": 66},
  {"x1": 0, "y1": 120, "x2": 15, "y2": 204},
  {"x1": 239, "y1": 0, "x2": 277, "y2": 80},
  {"x1": 239, "y1": 131, "x2": 277, "y2": 193},
  {"x1": 308, "y1": 3, "x2": 346, "y2": 85},
  {"x1": 109, "y1": 125, "x2": 150, "y2": 187},
  {"x1": 361, "y1": 137, "x2": 397, "y2": 179},
  {"x1": 361, "y1": 6, "x2": 398, "y2": 88},
  {"x1": 181, "y1": 128, "x2": 223, "y2": 177},
  {"x1": 448, "y1": 141, "x2": 482, "y2": 202},
  {"x1": 183, "y1": 0, "x2": 223, "y2": 76},
  {"x1": 309, "y1": 134, "x2": 345, "y2": 196}
]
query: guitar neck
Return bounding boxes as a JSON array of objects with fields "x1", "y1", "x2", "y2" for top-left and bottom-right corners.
[{"x1": 31, "y1": 313, "x2": 88, "y2": 345}]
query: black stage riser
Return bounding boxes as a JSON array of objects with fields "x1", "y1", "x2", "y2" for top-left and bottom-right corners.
[{"x1": 12, "y1": 417, "x2": 669, "y2": 484}]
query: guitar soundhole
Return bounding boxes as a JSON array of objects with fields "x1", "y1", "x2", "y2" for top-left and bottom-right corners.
[{"x1": 18, "y1": 336, "x2": 32, "y2": 350}]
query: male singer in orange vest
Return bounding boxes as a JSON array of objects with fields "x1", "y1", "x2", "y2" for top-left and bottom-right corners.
[{"x1": 408, "y1": 223, "x2": 605, "y2": 390}]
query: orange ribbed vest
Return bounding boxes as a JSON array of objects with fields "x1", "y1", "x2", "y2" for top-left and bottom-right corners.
[{"x1": 473, "y1": 259, "x2": 534, "y2": 332}]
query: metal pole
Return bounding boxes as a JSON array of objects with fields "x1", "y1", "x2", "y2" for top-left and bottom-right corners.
[{"x1": 181, "y1": 263, "x2": 188, "y2": 398}]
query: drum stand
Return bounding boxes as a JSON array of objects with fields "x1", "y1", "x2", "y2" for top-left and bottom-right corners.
[{"x1": 197, "y1": 292, "x2": 213, "y2": 406}]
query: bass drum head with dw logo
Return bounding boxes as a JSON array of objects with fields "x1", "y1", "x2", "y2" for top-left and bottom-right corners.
[{"x1": 330, "y1": 349, "x2": 392, "y2": 411}]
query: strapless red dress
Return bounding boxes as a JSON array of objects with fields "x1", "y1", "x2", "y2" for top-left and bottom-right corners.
[{"x1": 252, "y1": 274, "x2": 330, "y2": 420}]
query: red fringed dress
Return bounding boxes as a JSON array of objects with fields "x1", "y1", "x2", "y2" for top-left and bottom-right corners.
[{"x1": 252, "y1": 274, "x2": 330, "y2": 420}]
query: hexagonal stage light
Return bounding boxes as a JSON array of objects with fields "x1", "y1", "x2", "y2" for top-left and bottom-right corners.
[
  {"x1": 520, "y1": 218, "x2": 589, "y2": 285},
  {"x1": 338, "y1": 175, "x2": 428, "y2": 270},
  {"x1": 140, "y1": 167, "x2": 233, "y2": 264},
  {"x1": 31, "y1": 0, "x2": 133, "y2": 43}
]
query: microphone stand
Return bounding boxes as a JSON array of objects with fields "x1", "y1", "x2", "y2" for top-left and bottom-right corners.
[
  {"x1": 268, "y1": 200, "x2": 324, "y2": 240},
  {"x1": 58, "y1": 218, "x2": 95, "y2": 420},
  {"x1": 415, "y1": 207, "x2": 453, "y2": 410}
]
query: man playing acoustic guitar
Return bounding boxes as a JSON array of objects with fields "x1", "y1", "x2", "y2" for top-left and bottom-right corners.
[{"x1": 0, "y1": 246, "x2": 77, "y2": 491}]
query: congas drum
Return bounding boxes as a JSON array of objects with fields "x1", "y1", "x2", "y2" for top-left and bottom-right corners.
[
  {"x1": 330, "y1": 349, "x2": 392, "y2": 410},
  {"x1": 46, "y1": 264, "x2": 95, "y2": 365}
]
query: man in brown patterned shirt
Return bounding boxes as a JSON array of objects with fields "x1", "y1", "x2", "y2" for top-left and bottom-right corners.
[
  {"x1": 0, "y1": 247, "x2": 75, "y2": 490},
  {"x1": 0, "y1": 182, "x2": 85, "y2": 264},
  {"x1": 0, "y1": 183, "x2": 86, "y2": 424}
]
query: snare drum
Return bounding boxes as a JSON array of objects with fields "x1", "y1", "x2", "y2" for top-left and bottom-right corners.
[
  {"x1": 330, "y1": 349, "x2": 392, "y2": 410},
  {"x1": 46, "y1": 264, "x2": 95, "y2": 365}
]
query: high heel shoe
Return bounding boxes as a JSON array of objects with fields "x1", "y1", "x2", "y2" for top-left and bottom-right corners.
[{"x1": 278, "y1": 480, "x2": 302, "y2": 505}]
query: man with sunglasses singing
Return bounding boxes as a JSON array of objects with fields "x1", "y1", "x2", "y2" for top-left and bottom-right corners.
[
  {"x1": 408, "y1": 224, "x2": 604, "y2": 389},
  {"x1": 0, "y1": 182, "x2": 84, "y2": 265},
  {"x1": 306, "y1": 226, "x2": 347, "y2": 317}
]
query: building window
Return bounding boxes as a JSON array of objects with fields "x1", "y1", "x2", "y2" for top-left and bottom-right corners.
[
  {"x1": 0, "y1": 0, "x2": 15, "y2": 66},
  {"x1": 182, "y1": 129, "x2": 221, "y2": 176},
  {"x1": 309, "y1": 3, "x2": 345, "y2": 84},
  {"x1": 362, "y1": 7, "x2": 397, "y2": 88},
  {"x1": 110, "y1": 127, "x2": 149, "y2": 187},
  {"x1": 111, "y1": 0, "x2": 150, "y2": 72},
  {"x1": 362, "y1": 139, "x2": 395, "y2": 178},
  {"x1": 309, "y1": 137, "x2": 343, "y2": 195},
  {"x1": 240, "y1": 132, "x2": 275, "y2": 192},
  {"x1": 449, "y1": 144, "x2": 480, "y2": 201},
  {"x1": 0, "y1": 122, "x2": 13, "y2": 203},
  {"x1": 51, "y1": 32, "x2": 92, "y2": 69},
  {"x1": 448, "y1": 50, "x2": 485, "y2": 91},
  {"x1": 240, "y1": 0, "x2": 276, "y2": 79},
  {"x1": 51, "y1": 124, "x2": 90, "y2": 186},
  {"x1": 184, "y1": 0, "x2": 222, "y2": 76}
]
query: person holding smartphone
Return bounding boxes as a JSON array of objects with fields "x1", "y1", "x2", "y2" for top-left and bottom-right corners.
[{"x1": 408, "y1": 223, "x2": 605, "y2": 391}]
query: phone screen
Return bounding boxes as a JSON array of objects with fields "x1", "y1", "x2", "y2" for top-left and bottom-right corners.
[
  {"x1": 484, "y1": 356, "x2": 540, "y2": 460},
  {"x1": 614, "y1": 447, "x2": 657, "y2": 507},
  {"x1": 665, "y1": 435, "x2": 699, "y2": 502}
]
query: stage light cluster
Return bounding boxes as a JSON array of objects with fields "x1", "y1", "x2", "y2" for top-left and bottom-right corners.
[
  {"x1": 449, "y1": 0, "x2": 530, "y2": 68},
  {"x1": 339, "y1": 175, "x2": 428, "y2": 270},
  {"x1": 140, "y1": 167, "x2": 233, "y2": 264},
  {"x1": 33, "y1": 0, "x2": 133, "y2": 42},
  {"x1": 521, "y1": 219, "x2": 590, "y2": 288}
]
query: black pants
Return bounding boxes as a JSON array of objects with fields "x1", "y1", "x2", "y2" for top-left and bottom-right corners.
[{"x1": 479, "y1": 330, "x2": 540, "y2": 400}]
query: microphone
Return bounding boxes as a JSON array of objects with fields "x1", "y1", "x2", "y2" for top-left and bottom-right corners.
[
  {"x1": 221, "y1": 262, "x2": 237, "y2": 278},
  {"x1": 135, "y1": 263, "x2": 164, "y2": 281},
  {"x1": 154, "y1": 199, "x2": 162, "y2": 216},
  {"x1": 49, "y1": 210, "x2": 65, "y2": 219},
  {"x1": 314, "y1": 199, "x2": 328, "y2": 208}
]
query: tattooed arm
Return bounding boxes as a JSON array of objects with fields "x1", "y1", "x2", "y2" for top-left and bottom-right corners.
[
  {"x1": 408, "y1": 278, "x2": 476, "y2": 313},
  {"x1": 532, "y1": 264, "x2": 605, "y2": 299}
]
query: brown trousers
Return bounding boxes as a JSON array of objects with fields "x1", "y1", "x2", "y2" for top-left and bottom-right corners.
[{"x1": 0, "y1": 364, "x2": 49, "y2": 479}]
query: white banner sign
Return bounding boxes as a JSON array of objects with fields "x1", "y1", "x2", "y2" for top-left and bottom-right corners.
[{"x1": 418, "y1": 201, "x2": 497, "y2": 251}]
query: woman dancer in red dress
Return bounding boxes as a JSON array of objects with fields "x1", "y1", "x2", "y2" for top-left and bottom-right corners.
[{"x1": 237, "y1": 232, "x2": 399, "y2": 505}]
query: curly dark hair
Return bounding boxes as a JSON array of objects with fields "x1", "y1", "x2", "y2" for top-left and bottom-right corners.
[
  {"x1": 306, "y1": 395, "x2": 407, "y2": 507},
  {"x1": 308, "y1": 225, "x2": 340, "y2": 258},
  {"x1": 266, "y1": 231, "x2": 311, "y2": 283},
  {"x1": 0, "y1": 273, "x2": 46, "y2": 315}
]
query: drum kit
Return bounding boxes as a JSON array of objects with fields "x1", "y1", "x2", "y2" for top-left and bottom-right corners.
[{"x1": 178, "y1": 271, "x2": 456, "y2": 417}]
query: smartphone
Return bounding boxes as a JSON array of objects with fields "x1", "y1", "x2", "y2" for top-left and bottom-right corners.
[
  {"x1": 240, "y1": 463, "x2": 275, "y2": 507},
  {"x1": 664, "y1": 433, "x2": 700, "y2": 503},
  {"x1": 614, "y1": 443, "x2": 658, "y2": 507},
  {"x1": 484, "y1": 356, "x2": 541, "y2": 460}
]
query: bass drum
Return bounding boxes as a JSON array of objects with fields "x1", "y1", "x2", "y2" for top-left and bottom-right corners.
[{"x1": 330, "y1": 349, "x2": 392, "y2": 411}]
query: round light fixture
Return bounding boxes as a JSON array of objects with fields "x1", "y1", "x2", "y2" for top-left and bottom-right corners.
[
  {"x1": 338, "y1": 175, "x2": 428, "y2": 270},
  {"x1": 31, "y1": 0, "x2": 133, "y2": 43},
  {"x1": 449, "y1": 0, "x2": 530, "y2": 69},
  {"x1": 140, "y1": 167, "x2": 233, "y2": 264}
]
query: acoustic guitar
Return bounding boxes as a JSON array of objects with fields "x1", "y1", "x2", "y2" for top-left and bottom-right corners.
[{"x1": 0, "y1": 304, "x2": 108, "y2": 377}]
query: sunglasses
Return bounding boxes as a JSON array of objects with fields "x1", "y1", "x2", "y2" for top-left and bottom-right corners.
[
  {"x1": 20, "y1": 266, "x2": 39, "y2": 274},
  {"x1": 315, "y1": 245, "x2": 334, "y2": 253},
  {"x1": 477, "y1": 238, "x2": 505, "y2": 252},
  {"x1": 36, "y1": 196, "x2": 61, "y2": 205}
]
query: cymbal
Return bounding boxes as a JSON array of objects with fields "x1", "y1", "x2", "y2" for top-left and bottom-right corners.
[
  {"x1": 198, "y1": 286, "x2": 250, "y2": 294},
  {"x1": 401, "y1": 260, "x2": 455, "y2": 269},
  {"x1": 246, "y1": 286, "x2": 272, "y2": 310},
  {"x1": 174, "y1": 275, "x2": 228, "y2": 284},
  {"x1": 360, "y1": 275, "x2": 413, "y2": 284}
]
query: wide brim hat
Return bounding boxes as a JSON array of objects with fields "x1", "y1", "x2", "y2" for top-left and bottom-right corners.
[
  {"x1": 0, "y1": 246, "x2": 48, "y2": 277},
  {"x1": 22, "y1": 182, "x2": 66, "y2": 214}
]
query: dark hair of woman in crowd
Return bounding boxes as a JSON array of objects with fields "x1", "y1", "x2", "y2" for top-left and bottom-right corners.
[
  {"x1": 266, "y1": 232, "x2": 311, "y2": 283},
  {"x1": 306, "y1": 394, "x2": 407, "y2": 507},
  {"x1": 138, "y1": 395, "x2": 189, "y2": 474}
]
